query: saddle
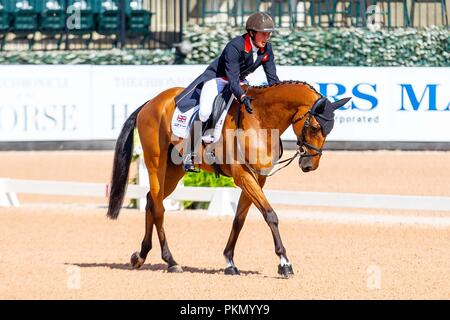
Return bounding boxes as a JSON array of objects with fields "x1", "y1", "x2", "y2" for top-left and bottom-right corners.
[{"x1": 201, "y1": 86, "x2": 234, "y2": 143}]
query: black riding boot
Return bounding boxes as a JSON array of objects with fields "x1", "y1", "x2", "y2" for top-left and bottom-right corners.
[{"x1": 182, "y1": 114, "x2": 202, "y2": 172}]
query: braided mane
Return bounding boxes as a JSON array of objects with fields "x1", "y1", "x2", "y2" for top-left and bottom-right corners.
[{"x1": 250, "y1": 80, "x2": 322, "y2": 97}]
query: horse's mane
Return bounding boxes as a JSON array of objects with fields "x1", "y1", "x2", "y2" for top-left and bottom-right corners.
[{"x1": 250, "y1": 80, "x2": 322, "y2": 97}]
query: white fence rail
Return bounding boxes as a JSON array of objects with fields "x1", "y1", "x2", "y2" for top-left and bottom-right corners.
[{"x1": 2, "y1": 178, "x2": 450, "y2": 215}]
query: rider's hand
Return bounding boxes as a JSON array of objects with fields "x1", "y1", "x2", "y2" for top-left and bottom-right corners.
[{"x1": 241, "y1": 95, "x2": 253, "y2": 114}]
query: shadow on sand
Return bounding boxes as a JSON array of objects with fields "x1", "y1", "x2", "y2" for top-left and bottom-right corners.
[{"x1": 65, "y1": 262, "x2": 260, "y2": 276}]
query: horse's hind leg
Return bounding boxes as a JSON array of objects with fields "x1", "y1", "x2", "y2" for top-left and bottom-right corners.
[
  {"x1": 131, "y1": 151, "x2": 185, "y2": 271},
  {"x1": 146, "y1": 151, "x2": 184, "y2": 273},
  {"x1": 160, "y1": 159, "x2": 185, "y2": 272},
  {"x1": 130, "y1": 192, "x2": 154, "y2": 269},
  {"x1": 223, "y1": 176, "x2": 266, "y2": 275}
]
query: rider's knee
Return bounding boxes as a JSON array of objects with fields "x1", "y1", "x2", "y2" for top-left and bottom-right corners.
[{"x1": 198, "y1": 110, "x2": 210, "y2": 122}]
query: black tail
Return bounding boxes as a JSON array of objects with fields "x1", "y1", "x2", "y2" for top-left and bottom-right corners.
[{"x1": 107, "y1": 102, "x2": 147, "y2": 219}]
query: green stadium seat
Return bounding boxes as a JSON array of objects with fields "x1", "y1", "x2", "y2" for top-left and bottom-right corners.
[
  {"x1": 125, "y1": 0, "x2": 152, "y2": 47},
  {"x1": 0, "y1": 1, "x2": 12, "y2": 50},
  {"x1": 0, "y1": 1, "x2": 12, "y2": 32},
  {"x1": 8, "y1": 0, "x2": 40, "y2": 49},
  {"x1": 67, "y1": 0, "x2": 97, "y2": 47},
  {"x1": 96, "y1": 0, "x2": 120, "y2": 46},
  {"x1": 38, "y1": 0, "x2": 66, "y2": 49}
]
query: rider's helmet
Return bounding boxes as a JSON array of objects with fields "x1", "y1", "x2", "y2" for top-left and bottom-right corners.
[{"x1": 245, "y1": 12, "x2": 276, "y2": 33}]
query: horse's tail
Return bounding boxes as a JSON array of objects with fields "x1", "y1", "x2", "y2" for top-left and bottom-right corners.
[{"x1": 107, "y1": 102, "x2": 147, "y2": 220}]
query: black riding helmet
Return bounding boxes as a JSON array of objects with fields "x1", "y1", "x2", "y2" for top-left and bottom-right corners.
[{"x1": 245, "y1": 12, "x2": 276, "y2": 33}]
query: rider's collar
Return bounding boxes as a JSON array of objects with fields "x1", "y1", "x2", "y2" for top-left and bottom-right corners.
[
  {"x1": 244, "y1": 33, "x2": 265, "y2": 54},
  {"x1": 244, "y1": 34, "x2": 252, "y2": 53}
]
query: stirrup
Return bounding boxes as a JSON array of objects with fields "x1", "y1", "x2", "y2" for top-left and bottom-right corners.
[{"x1": 183, "y1": 154, "x2": 200, "y2": 173}]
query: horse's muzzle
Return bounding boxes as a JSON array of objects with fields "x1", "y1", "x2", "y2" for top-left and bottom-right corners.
[{"x1": 299, "y1": 156, "x2": 313, "y2": 172}]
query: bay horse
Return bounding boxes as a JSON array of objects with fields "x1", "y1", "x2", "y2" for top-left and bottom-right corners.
[{"x1": 107, "y1": 81, "x2": 350, "y2": 278}]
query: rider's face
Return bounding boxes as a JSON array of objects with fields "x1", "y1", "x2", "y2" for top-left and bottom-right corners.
[{"x1": 253, "y1": 31, "x2": 271, "y2": 48}]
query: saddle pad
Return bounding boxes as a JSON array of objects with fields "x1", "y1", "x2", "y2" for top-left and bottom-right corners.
[
  {"x1": 171, "y1": 105, "x2": 199, "y2": 139},
  {"x1": 171, "y1": 91, "x2": 234, "y2": 143}
]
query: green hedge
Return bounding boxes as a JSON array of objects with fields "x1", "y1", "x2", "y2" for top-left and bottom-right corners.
[
  {"x1": 0, "y1": 26, "x2": 448, "y2": 66},
  {"x1": 0, "y1": 48, "x2": 175, "y2": 65},
  {"x1": 183, "y1": 25, "x2": 450, "y2": 66},
  {"x1": 182, "y1": 170, "x2": 235, "y2": 209}
]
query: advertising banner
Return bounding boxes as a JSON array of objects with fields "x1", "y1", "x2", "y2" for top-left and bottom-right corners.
[{"x1": 0, "y1": 65, "x2": 448, "y2": 142}]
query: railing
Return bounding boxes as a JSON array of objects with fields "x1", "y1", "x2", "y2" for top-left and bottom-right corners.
[
  {"x1": 2, "y1": 178, "x2": 450, "y2": 217},
  {"x1": 0, "y1": 0, "x2": 183, "y2": 50},
  {"x1": 189, "y1": 0, "x2": 449, "y2": 28},
  {"x1": 0, "y1": 0, "x2": 447, "y2": 51}
]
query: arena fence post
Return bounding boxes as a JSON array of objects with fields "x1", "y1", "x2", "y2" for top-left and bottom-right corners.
[
  {"x1": 207, "y1": 188, "x2": 237, "y2": 216},
  {"x1": 0, "y1": 178, "x2": 20, "y2": 207}
]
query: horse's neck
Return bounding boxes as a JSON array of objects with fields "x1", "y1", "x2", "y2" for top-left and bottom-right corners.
[{"x1": 249, "y1": 84, "x2": 318, "y2": 133}]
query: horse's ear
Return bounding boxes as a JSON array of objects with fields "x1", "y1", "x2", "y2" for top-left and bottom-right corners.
[
  {"x1": 312, "y1": 97, "x2": 327, "y2": 114},
  {"x1": 330, "y1": 97, "x2": 351, "y2": 110}
]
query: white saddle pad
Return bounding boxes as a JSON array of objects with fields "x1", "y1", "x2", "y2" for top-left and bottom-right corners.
[{"x1": 171, "y1": 98, "x2": 234, "y2": 144}]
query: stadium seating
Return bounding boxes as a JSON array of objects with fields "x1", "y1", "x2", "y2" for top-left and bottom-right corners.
[
  {"x1": 0, "y1": 0, "x2": 153, "y2": 50},
  {"x1": 0, "y1": 0, "x2": 444, "y2": 50}
]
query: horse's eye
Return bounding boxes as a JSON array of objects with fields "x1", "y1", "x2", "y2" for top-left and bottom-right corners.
[{"x1": 310, "y1": 125, "x2": 321, "y2": 133}]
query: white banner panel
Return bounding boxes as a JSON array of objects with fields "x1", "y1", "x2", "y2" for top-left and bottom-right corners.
[
  {"x1": 90, "y1": 65, "x2": 204, "y2": 139},
  {"x1": 0, "y1": 65, "x2": 92, "y2": 141},
  {"x1": 0, "y1": 65, "x2": 449, "y2": 142}
]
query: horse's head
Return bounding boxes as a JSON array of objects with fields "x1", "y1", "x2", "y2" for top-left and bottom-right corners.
[{"x1": 292, "y1": 96, "x2": 351, "y2": 172}]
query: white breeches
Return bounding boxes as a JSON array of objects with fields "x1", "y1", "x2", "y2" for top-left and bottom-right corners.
[{"x1": 199, "y1": 77, "x2": 229, "y2": 122}]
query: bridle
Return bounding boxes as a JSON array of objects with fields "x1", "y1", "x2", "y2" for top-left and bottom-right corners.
[
  {"x1": 236, "y1": 100, "x2": 324, "y2": 177},
  {"x1": 291, "y1": 109, "x2": 323, "y2": 159}
]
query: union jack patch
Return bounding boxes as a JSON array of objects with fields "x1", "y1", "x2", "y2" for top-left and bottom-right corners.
[{"x1": 177, "y1": 115, "x2": 187, "y2": 123}]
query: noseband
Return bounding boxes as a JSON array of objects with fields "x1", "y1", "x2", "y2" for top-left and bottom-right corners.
[{"x1": 292, "y1": 110, "x2": 323, "y2": 159}]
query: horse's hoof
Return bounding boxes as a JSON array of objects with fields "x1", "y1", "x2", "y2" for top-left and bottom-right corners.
[
  {"x1": 224, "y1": 266, "x2": 240, "y2": 275},
  {"x1": 168, "y1": 264, "x2": 183, "y2": 273},
  {"x1": 130, "y1": 252, "x2": 145, "y2": 269},
  {"x1": 278, "y1": 264, "x2": 294, "y2": 278}
]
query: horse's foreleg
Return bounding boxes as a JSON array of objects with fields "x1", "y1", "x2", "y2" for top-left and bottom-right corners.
[
  {"x1": 223, "y1": 176, "x2": 266, "y2": 275},
  {"x1": 233, "y1": 171, "x2": 294, "y2": 278}
]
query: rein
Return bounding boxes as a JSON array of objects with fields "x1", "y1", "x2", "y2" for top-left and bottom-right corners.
[{"x1": 235, "y1": 102, "x2": 323, "y2": 177}]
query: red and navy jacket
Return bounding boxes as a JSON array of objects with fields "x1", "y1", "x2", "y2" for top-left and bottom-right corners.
[{"x1": 175, "y1": 33, "x2": 280, "y2": 112}]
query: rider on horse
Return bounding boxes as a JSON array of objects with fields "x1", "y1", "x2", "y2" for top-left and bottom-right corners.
[{"x1": 175, "y1": 12, "x2": 281, "y2": 172}]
